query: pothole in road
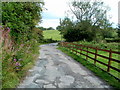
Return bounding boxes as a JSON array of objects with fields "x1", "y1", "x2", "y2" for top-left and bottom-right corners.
[
  {"x1": 25, "y1": 83, "x2": 40, "y2": 88},
  {"x1": 35, "y1": 79, "x2": 50, "y2": 85},
  {"x1": 44, "y1": 84, "x2": 56, "y2": 88},
  {"x1": 45, "y1": 54, "x2": 50, "y2": 56},
  {"x1": 43, "y1": 49, "x2": 48, "y2": 51},
  {"x1": 58, "y1": 75, "x2": 75, "y2": 88},
  {"x1": 39, "y1": 58, "x2": 48, "y2": 60}
]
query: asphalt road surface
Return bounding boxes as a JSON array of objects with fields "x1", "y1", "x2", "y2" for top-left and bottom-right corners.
[{"x1": 18, "y1": 43, "x2": 112, "y2": 89}]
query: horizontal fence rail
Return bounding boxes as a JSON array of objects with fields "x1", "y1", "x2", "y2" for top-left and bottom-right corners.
[{"x1": 60, "y1": 42, "x2": 120, "y2": 81}]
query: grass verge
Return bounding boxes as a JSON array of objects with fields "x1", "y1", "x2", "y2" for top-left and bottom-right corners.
[
  {"x1": 58, "y1": 46, "x2": 120, "y2": 89},
  {"x1": 2, "y1": 41, "x2": 40, "y2": 88},
  {"x1": 65, "y1": 42, "x2": 119, "y2": 79}
]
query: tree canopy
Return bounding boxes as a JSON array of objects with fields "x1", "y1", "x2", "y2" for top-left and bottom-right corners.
[
  {"x1": 69, "y1": 1, "x2": 111, "y2": 27},
  {"x1": 58, "y1": 1, "x2": 117, "y2": 42}
]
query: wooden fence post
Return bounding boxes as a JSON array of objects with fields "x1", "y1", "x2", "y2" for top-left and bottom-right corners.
[
  {"x1": 75, "y1": 45, "x2": 78, "y2": 55},
  {"x1": 69, "y1": 44, "x2": 72, "y2": 52},
  {"x1": 80, "y1": 46, "x2": 82, "y2": 56},
  {"x1": 67, "y1": 43, "x2": 69, "y2": 50},
  {"x1": 72, "y1": 45, "x2": 74, "y2": 53},
  {"x1": 94, "y1": 48, "x2": 98, "y2": 65},
  {"x1": 63, "y1": 42, "x2": 65, "y2": 47},
  {"x1": 73, "y1": 45, "x2": 75, "y2": 52},
  {"x1": 107, "y1": 49, "x2": 112, "y2": 72},
  {"x1": 75, "y1": 45, "x2": 77, "y2": 55},
  {"x1": 76, "y1": 45, "x2": 78, "y2": 55},
  {"x1": 86, "y1": 47, "x2": 88, "y2": 60},
  {"x1": 71, "y1": 44, "x2": 72, "y2": 53},
  {"x1": 61, "y1": 42, "x2": 63, "y2": 47}
]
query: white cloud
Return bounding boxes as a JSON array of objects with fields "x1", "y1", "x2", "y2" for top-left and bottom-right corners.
[
  {"x1": 40, "y1": 19, "x2": 60, "y2": 29},
  {"x1": 103, "y1": 0, "x2": 119, "y2": 26},
  {"x1": 40, "y1": 0, "x2": 119, "y2": 28},
  {"x1": 43, "y1": 0, "x2": 69, "y2": 17},
  {"x1": 39, "y1": 0, "x2": 70, "y2": 28}
]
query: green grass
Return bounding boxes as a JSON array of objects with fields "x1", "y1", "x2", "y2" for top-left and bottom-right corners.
[
  {"x1": 58, "y1": 46, "x2": 120, "y2": 89},
  {"x1": 74, "y1": 41, "x2": 120, "y2": 51},
  {"x1": 2, "y1": 41, "x2": 40, "y2": 88},
  {"x1": 2, "y1": 41, "x2": 52, "y2": 88},
  {"x1": 68, "y1": 44, "x2": 120, "y2": 79},
  {"x1": 43, "y1": 30, "x2": 63, "y2": 41}
]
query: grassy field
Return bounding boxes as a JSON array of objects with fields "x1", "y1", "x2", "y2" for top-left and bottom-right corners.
[
  {"x1": 63, "y1": 43, "x2": 119, "y2": 79},
  {"x1": 72, "y1": 41, "x2": 120, "y2": 79},
  {"x1": 74, "y1": 41, "x2": 120, "y2": 51},
  {"x1": 43, "y1": 30, "x2": 64, "y2": 41},
  {"x1": 75, "y1": 47, "x2": 119, "y2": 79},
  {"x1": 58, "y1": 46, "x2": 120, "y2": 89}
]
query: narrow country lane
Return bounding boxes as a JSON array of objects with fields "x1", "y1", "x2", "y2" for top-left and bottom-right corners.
[{"x1": 18, "y1": 43, "x2": 112, "y2": 88}]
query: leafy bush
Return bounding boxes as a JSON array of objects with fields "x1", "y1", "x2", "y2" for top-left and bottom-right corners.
[
  {"x1": 58, "y1": 17, "x2": 118, "y2": 42},
  {"x1": 105, "y1": 38, "x2": 120, "y2": 43},
  {"x1": 2, "y1": 2, "x2": 44, "y2": 43},
  {"x1": 101, "y1": 29, "x2": 118, "y2": 38},
  {"x1": 57, "y1": 1, "x2": 117, "y2": 43},
  {"x1": 60, "y1": 18, "x2": 98, "y2": 42},
  {"x1": 32, "y1": 27, "x2": 43, "y2": 43},
  {"x1": 1, "y1": 26, "x2": 40, "y2": 88},
  {"x1": 1, "y1": 2, "x2": 44, "y2": 88}
]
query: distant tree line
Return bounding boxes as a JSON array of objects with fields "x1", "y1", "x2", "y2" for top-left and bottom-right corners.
[{"x1": 38, "y1": 26, "x2": 55, "y2": 30}]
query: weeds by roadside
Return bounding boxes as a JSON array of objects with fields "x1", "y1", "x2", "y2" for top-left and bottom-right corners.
[{"x1": 1, "y1": 26, "x2": 40, "y2": 88}]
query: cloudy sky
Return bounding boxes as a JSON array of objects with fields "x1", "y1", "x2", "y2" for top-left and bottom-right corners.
[{"x1": 39, "y1": 0, "x2": 119, "y2": 29}]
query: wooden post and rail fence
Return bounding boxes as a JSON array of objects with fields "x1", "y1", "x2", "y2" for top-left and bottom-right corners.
[{"x1": 60, "y1": 42, "x2": 120, "y2": 81}]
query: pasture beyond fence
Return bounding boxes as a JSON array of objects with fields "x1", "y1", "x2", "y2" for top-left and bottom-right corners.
[{"x1": 60, "y1": 42, "x2": 120, "y2": 81}]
